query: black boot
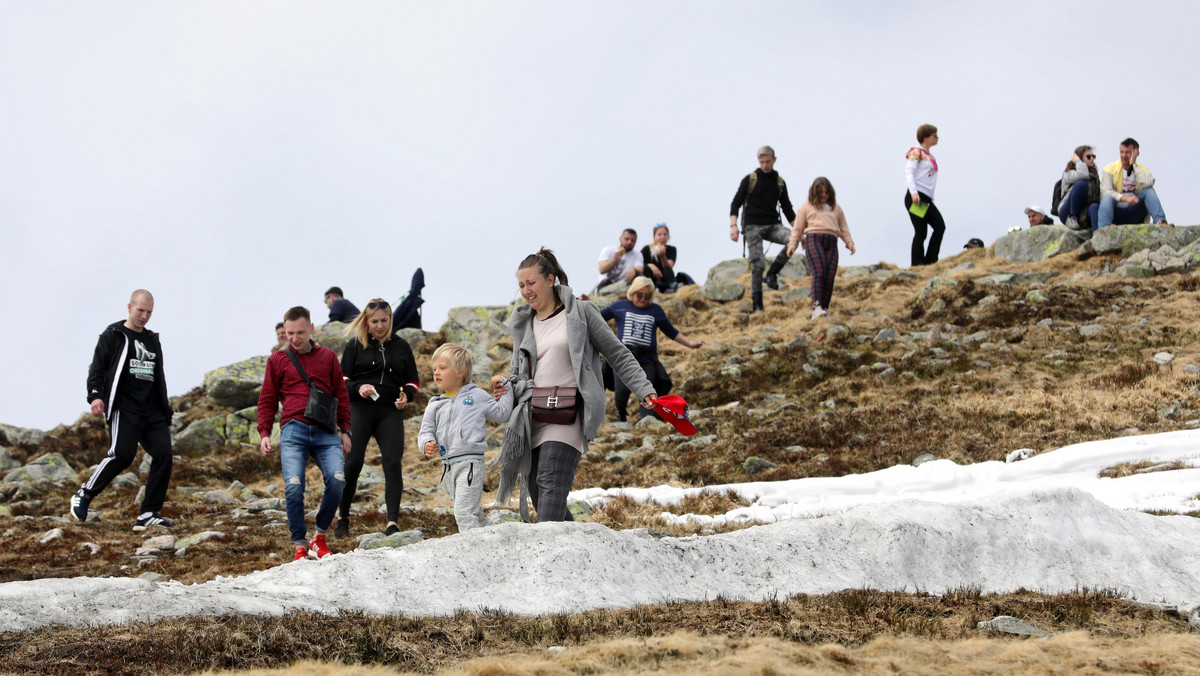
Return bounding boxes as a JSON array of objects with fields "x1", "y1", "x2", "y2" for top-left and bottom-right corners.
[
  {"x1": 765, "y1": 253, "x2": 789, "y2": 290},
  {"x1": 752, "y1": 290, "x2": 764, "y2": 313}
]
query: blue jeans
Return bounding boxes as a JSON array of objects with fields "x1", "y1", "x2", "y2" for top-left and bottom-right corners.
[
  {"x1": 280, "y1": 420, "x2": 346, "y2": 545},
  {"x1": 1059, "y1": 180, "x2": 1100, "y2": 229},
  {"x1": 1098, "y1": 186, "x2": 1167, "y2": 229}
]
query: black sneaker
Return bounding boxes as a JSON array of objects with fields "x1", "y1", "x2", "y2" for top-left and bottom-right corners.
[
  {"x1": 70, "y1": 488, "x2": 92, "y2": 522},
  {"x1": 133, "y1": 511, "x2": 172, "y2": 531},
  {"x1": 334, "y1": 518, "x2": 349, "y2": 539},
  {"x1": 385, "y1": 524, "x2": 400, "y2": 536},
  {"x1": 765, "y1": 273, "x2": 780, "y2": 290}
]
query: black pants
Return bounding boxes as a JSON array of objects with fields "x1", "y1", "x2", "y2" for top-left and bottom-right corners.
[
  {"x1": 905, "y1": 191, "x2": 945, "y2": 266},
  {"x1": 614, "y1": 358, "x2": 670, "y2": 421},
  {"x1": 339, "y1": 401, "x2": 405, "y2": 522},
  {"x1": 83, "y1": 409, "x2": 173, "y2": 514}
]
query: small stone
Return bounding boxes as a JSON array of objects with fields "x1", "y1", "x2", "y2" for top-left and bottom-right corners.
[
  {"x1": 357, "y1": 529, "x2": 424, "y2": 549},
  {"x1": 137, "y1": 572, "x2": 168, "y2": 582},
  {"x1": 742, "y1": 456, "x2": 778, "y2": 475},
  {"x1": 1078, "y1": 324, "x2": 1105, "y2": 337},
  {"x1": 1035, "y1": 318, "x2": 1053, "y2": 328},
  {"x1": 201, "y1": 490, "x2": 241, "y2": 505},
  {"x1": 873, "y1": 328, "x2": 896, "y2": 343},
  {"x1": 1153, "y1": 352, "x2": 1175, "y2": 365},
  {"x1": 1006, "y1": 448, "x2": 1036, "y2": 463},
  {"x1": 977, "y1": 616, "x2": 1051, "y2": 637},
  {"x1": 912, "y1": 453, "x2": 937, "y2": 467},
  {"x1": 36, "y1": 528, "x2": 64, "y2": 544},
  {"x1": 1184, "y1": 365, "x2": 1200, "y2": 376}
]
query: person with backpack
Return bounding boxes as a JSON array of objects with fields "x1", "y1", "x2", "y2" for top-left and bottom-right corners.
[
  {"x1": 729, "y1": 145, "x2": 796, "y2": 313},
  {"x1": 904, "y1": 124, "x2": 946, "y2": 267},
  {"x1": 1058, "y1": 145, "x2": 1101, "y2": 230}
]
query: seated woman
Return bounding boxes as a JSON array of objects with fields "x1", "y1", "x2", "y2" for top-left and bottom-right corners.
[
  {"x1": 601, "y1": 277, "x2": 704, "y2": 421},
  {"x1": 640, "y1": 223, "x2": 695, "y2": 294},
  {"x1": 1059, "y1": 145, "x2": 1100, "y2": 230}
]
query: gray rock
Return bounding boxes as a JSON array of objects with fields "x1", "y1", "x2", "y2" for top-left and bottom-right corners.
[
  {"x1": 202, "y1": 356, "x2": 269, "y2": 409},
  {"x1": 840, "y1": 263, "x2": 882, "y2": 278},
  {"x1": 634, "y1": 416, "x2": 666, "y2": 429},
  {"x1": 1035, "y1": 318, "x2": 1053, "y2": 328},
  {"x1": 876, "y1": 367, "x2": 896, "y2": 378},
  {"x1": 1159, "y1": 403, "x2": 1182, "y2": 421},
  {"x1": 357, "y1": 529, "x2": 424, "y2": 549},
  {"x1": 1153, "y1": 352, "x2": 1175, "y2": 365},
  {"x1": 137, "y1": 572, "x2": 167, "y2": 582},
  {"x1": 918, "y1": 278, "x2": 958, "y2": 301},
  {"x1": 977, "y1": 615, "x2": 1052, "y2": 638},
  {"x1": 974, "y1": 271, "x2": 1059, "y2": 285},
  {"x1": 37, "y1": 528, "x2": 64, "y2": 544},
  {"x1": 912, "y1": 453, "x2": 937, "y2": 466},
  {"x1": 1115, "y1": 263, "x2": 1155, "y2": 278},
  {"x1": 1026, "y1": 290, "x2": 1049, "y2": 303},
  {"x1": 567, "y1": 499, "x2": 594, "y2": 518},
  {"x1": 742, "y1": 456, "x2": 778, "y2": 475},
  {"x1": 176, "y1": 531, "x2": 226, "y2": 548},
  {"x1": 78, "y1": 542, "x2": 101, "y2": 555},
  {"x1": 441, "y1": 305, "x2": 516, "y2": 384},
  {"x1": 705, "y1": 259, "x2": 748, "y2": 284},
  {"x1": 1185, "y1": 364, "x2": 1200, "y2": 376},
  {"x1": 3, "y1": 453, "x2": 76, "y2": 485},
  {"x1": 947, "y1": 262, "x2": 975, "y2": 274},
  {"x1": 786, "y1": 335, "x2": 810, "y2": 348},
  {"x1": 1078, "y1": 324, "x2": 1106, "y2": 337},
  {"x1": 172, "y1": 417, "x2": 227, "y2": 456},
  {"x1": 1091, "y1": 223, "x2": 1200, "y2": 256},
  {"x1": 873, "y1": 328, "x2": 895, "y2": 343},
  {"x1": 751, "y1": 340, "x2": 773, "y2": 353},
  {"x1": 700, "y1": 283, "x2": 745, "y2": 302},
  {"x1": 244, "y1": 498, "x2": 286, "y2": 512},
  {"x1": 0, "y1": 447, "x2": 13, "y2": 472},
  {"x1": 781, "y1": 287, "x2": 813, "y2": 303},
  {"x1": 994, "y1": 226, "x2": 1088, "y2": 263},
  {"x1": 485, "y1": 509, "x2": 522, "y2": 526},
  {"x1": 112, "y1": 472, "x2": 140, "y2": 488},
  {"x1": 201, "y1": 490, "x2": 241, "y2": 505},
  {"x1": 605, "y1": 451, "x2": 634, "y2": 463},
  {"x1": 0, "y1": 424, "x2": 47, "y2": 447},
  {"x1": 678, "y1": 434, "x2": 718, "y2": 451},
  {"x1": 777, "y1": 255, "x2": 809, "y2": 279},
  {"x1": 1189, "y1": 604, "x2": 1200, "y2": 629}
]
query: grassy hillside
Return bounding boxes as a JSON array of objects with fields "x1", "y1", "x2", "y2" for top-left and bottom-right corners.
[{"x1": 1, "y1": 243, "x2": 1197, "y2": 673}]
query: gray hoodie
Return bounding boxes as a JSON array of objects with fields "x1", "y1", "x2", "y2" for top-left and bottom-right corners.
[{"x1": 418, "y1": 383, "x2": 513, "y2": 463}]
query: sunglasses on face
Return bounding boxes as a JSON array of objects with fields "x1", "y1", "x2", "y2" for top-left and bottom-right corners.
[
  {"x1": 1084, "y1": 154, "x2": 1096, "y2": 160},
  {"x1": 633, "y1": 292, "x2": 653, "y2": 300}
]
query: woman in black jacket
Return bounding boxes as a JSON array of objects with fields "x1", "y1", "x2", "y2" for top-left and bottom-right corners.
[
  {"x1": 639, "y1": 223, "x2": 695, "y2": 293},
  {"x1": 337, "y1": 298, "x2": 419, "y2": 537}
]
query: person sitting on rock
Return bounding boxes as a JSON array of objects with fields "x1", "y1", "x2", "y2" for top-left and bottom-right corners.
[
  {"x1": 1024, "y1": 206, "x2": 1054, "y2": 227},
  {"x1": 323, "y1": 286, "x2": 360, "y2": 323},
  {"x1": 1058, "y1": 145, "x2": 1100, "y2": 230},
  {"x1": 1098, "y1": 138, "x2": 1170, "y2": 228},
  {"x1": 595, "y1": 228, "x2": 644, "y2": 293}
]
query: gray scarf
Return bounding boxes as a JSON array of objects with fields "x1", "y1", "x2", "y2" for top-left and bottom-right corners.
[{"x1": 496, "y1": 351, "x2": 535, "y2": 521}]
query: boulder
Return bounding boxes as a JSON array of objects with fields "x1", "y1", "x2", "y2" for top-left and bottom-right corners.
[
  {"x1": 1091, "y1": 224, "x2": 1200, "y2": 256},
  {"x1": 175, "y1": 531, "x2": 226, "y2": 549},
  {"x1": 977, "y1": 615, "x2": 1051, "y2": 638},
  {"x1": 0, "y1": 447, "x2": 15, "y2": 472},
  {"x1": 918, "y1": 278, "x2": 957, "y2": 300},
  {"x1": 706, "y1": 259, "x2": 748, "y2": 285},
  {"x1": 0, "y1": 424, "x2": 46, "y2": 447},
  {"x1": 395, "y1": 328, "x2": 432, "y2": 348},
  {"x1": 742, "y1": 456, "x2": 778, "y2": 475},
  {"x1": 440, "y1": 305, "x2": 514, "y2": 383},
  {"x1": 700, "y1": 283, "x2": 745, "y2": 303},
  {"x1": 202, "y1": 356, "x2": 268, "y2": 409},
  {"x1": 172, "y1": 417, "x2": 227, "y2": 456},
  {"x1": 224, "y1": 408, "x2": 257, "y2": 445},
  {"x1": 313, "y1": 322, "x2": 351, "y2": 356},
  {"x1": 357, "y1": 529, "x2": 424, "y2": 549},
  {"x1": 839, "y1": 263, "x2": 883, "y2": 279},
  {"x1": 974, "y1": 271, "x2": 1058, "y2": 285},
  {"x1": 3, "y1": 453, "x2": 76, "y2": 485},
  {"x1": 994, "y1": 226, "x2": 1089, "y2": 263}
]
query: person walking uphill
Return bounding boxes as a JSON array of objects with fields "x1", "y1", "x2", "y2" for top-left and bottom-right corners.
[
  {"x1": 730, "y1": 145, "x2": 797, "y2": 313},
  {"x1": 336, "y1": 298, "x2": 419, "y2": 539},
  {"x1": 257, "y1": 306, "x2": 352, "y2": 561},
  {"x1": 492, "y1": 248, "x2": 656, "y2": 522},
  {"x1": 905, "y1": 124, "x2": 946, "y2": 266},
  {"x1": 72, "y1": 289, "x2": 175, "y2": 530},
  {"x1": 786, "y1": 177, "x2": 856, "y2": 320}
]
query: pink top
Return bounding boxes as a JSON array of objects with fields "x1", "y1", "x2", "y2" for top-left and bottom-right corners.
[
  {"x1": 530, "y1": 309, "x2": 584, "y2": 451},
  {"x1": 788, "y1": 202, "x2": 854, "y2": 251}
]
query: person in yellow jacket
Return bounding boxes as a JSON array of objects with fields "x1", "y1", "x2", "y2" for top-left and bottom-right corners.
[{"x1": 1098, "y1": 138, "x2": 1170, "y2": 228}]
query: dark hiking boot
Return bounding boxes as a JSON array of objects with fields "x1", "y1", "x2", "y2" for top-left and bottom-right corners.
[
  {"x1": 752, "y1": 291, "x2": 764, "y2": 313},
  {"x1": 334, "y1": 518, "x2": 349, "y2": 539},
  {"x1": 70, "y1": 488, "x2": 92, "y2": 522}
]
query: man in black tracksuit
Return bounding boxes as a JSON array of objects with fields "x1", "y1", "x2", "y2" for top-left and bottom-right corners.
[
  {"x1": 73, "y1": 289, "x2": 175, "y2": 530},
  {"x1": 729, "y1": 145, "x2": 797, "y2": 313}
]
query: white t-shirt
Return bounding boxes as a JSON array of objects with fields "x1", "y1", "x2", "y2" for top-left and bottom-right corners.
[
  {"x1": 597, "y1": 245, "x2": 643, "y2": 286},
  {"x1": 1122, "y1": 171, "x2": 1138, "y2": 196}
]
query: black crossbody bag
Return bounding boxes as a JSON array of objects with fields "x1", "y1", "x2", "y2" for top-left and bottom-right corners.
[{"x1": 284, "y1": 347, "x2": 340, "y2": 434}]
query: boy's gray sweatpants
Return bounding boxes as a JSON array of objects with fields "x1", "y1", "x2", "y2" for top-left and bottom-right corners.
[{"x1": 441, "y1": 458, "x2": 486, "y2": 532}]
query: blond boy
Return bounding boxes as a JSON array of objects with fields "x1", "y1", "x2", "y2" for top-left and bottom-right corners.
[{"x1": 418, "y1": 344, "x2": 513, "y2": 531}]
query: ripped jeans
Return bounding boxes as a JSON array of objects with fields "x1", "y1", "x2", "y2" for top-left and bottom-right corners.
[{"x1": 280, "y1": 420, "x2": 346, "y2": 545}]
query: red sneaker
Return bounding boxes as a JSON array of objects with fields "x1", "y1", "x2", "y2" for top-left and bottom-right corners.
[
  {"x1": 293, "y1": 546, "x2": 308, "y2": 561},
  {"x1": 308, "y1": 533, "x2": 332, "y2": 559}
]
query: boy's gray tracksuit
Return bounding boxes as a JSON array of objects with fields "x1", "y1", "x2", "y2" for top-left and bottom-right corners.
[{"x1": 418, "y1": 383, "x2": 513, "y2": 531}]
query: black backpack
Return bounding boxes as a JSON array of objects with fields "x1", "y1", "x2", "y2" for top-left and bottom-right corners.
[{"x1": 1050, "y1": 179, "x2": 1062, "y2": 217}]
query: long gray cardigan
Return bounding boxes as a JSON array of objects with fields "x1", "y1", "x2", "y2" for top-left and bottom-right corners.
[{"x1": 496, "y1": 283, "x2": 655, "y2": 516}]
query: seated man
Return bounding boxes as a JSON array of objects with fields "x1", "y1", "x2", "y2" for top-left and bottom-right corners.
[
  {"x1": 595, "y1": 228, "x2": 644, "y2": 292},
  {"x1": 1098, "y1": 138, "x2": 1169, "y2": 228},
  {"x1": 1024, "y1": 205, "x2": 1054, "y2": 227},
  {"x1": 323, "y1": 286, "x2": 360, "y2": 323}
]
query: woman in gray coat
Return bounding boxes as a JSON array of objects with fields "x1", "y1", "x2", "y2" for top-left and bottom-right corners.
[{"x1": 493, "y1": 247, "x2": 656, "y2": 522}]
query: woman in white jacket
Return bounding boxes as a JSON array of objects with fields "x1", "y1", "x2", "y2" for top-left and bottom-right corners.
[{"x1": 904, "y1": 123, "x2": 945, "y2": 267}]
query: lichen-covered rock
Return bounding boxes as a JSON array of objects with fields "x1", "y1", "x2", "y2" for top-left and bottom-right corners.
[
  {"x1": 223, "y1": 407, "x2": 257, "y2": 445},
  {"x1": 202, "y1": 356, "x2": 268, "y2": 409},
  {"x1": 172, "y1": 417, "x2": 227, "y2": 456},
  {"x1": 977, "y1": 615, "x2": 1051, "y2": 637},
  {"x1": 357, "y1": 529, "x2": 424, "y2": 549},
  {"x1": 1091, "y1": 223, "x2": 1200, "y2": 256},
  {"x1": 2, "y1": 453, "x2": 76, "y2": 485},
  {"x1": 918, "y1": 278, "x2": 958, "y2": 300},
  {"x1": 441, "y1": 305, "x2": 514, "y2": 383},
  {"x1": 706, "y1": 259, "x2": 748, "y2": 284},
  {"x1": 974, "y1": 271, "x2": 1058, "y2": 285},
  {"x1": 700, "y1": 283, "x2": 745, "y2": 302},
  {"x1": 312, "y1": 322, "x2": 351, "y2": 356},
  {"x1": 840, "y1": 263, "x2": 882, "y2": 278},
  {"x1": 994, "y1": 226, "x2": 1089, "y2": 263},
  {"x1": 0, "y1": 447, "x2": 15, "y2": 472},
  {"x1": 0, "y1": 424, "x2": 46, "y2": 447},
  {"x1": 175, "y1": 531, "x2": 226, "y2": 549},
  {"x1": 742, "y1": 456, "x2": 778, "y2": 475},
  {"x1": 395, "y1": 328, "x2": 432, "y2": 347}
]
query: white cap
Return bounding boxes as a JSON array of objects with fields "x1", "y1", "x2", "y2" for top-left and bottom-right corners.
[{"x1": 1024, "y1": 205, "x2": 1046, "y2": 216}]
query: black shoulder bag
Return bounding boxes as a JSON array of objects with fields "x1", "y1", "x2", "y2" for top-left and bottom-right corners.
[{"x1": 284, "y1": 347, "x2": 340, "y2": 434}]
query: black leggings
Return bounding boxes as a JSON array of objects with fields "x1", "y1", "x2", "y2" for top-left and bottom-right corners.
[
  {"x1": 340, "y1": 401, "x2": 405, "y2": 522},
  {"x1": 905, "y1": 191, "x2": 946, "y2": 266}
]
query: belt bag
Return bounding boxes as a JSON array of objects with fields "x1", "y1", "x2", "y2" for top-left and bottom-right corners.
[
  {"x1": 531, "y1": 386, "x2": 578, "y2": 425},
  {"x1": 285, "y1": 347, "x2": 340, "y2": 434}
]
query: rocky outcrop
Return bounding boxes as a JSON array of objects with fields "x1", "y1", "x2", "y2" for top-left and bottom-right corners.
[
  {"x1": 994, "y1": 226, "x2": 1090, "y2": 263},
  {"x1": 1091, "y1": 224, "x2": 1200, "y2": 256},
  {"x1": 202, "y1": 356, "x2": 268, "y2": 409},
  {"x1": 440, "y1": 305, "x2": 514, "y2": 383},
  {"x1": 706, "y1": 256, "x2": 809, "y2": 285},
  {"x1": 2, "y1": 453, "x2": 76, "y2": 486}
]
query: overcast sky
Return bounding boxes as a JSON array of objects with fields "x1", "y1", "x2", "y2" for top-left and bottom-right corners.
[{"x1": 3, "y1": 1, "x2": 1198, "y2": 431}]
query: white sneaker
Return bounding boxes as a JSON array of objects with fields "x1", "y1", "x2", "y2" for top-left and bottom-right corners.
[
  {"x1": 1065, "y1": 216, "x2": 1080, "y2": 230},
  {"x1": 811, "y1": 306, "x2": 826, "y2": 320}
]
